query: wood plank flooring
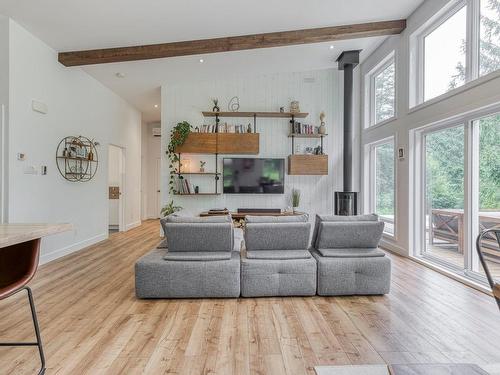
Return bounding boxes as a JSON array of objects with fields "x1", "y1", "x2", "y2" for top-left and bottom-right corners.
[{"x1": 1, "y1": 220, "x2": 500, "y2": 375}]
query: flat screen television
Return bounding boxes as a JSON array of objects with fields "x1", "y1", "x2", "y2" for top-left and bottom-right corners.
[{"x1": 223, "y1": 158, "x2": 285, "y2": 194}]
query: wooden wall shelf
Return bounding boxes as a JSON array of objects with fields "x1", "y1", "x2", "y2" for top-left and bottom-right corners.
[
  {"x1": 288, "y1": 155, "x2": 328, "y2": 175},
  {"x1": 174, "y1": 132, "x2": 259, "y2": 154},
  {"x1": 202, "y1": 111, "x2": 308, "y2": 119},
  {"x1": 288, "y1": 133, "x2": 327, "y2": 138}
]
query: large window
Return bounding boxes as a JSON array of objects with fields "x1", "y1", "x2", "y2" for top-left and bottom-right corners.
[
  {"x1": 480, "y1": 0, "x2": 500, "y2": 76},
  {"x1": 412, "y1": 0, "x2": 500, "y2": 106},
  {"x1": 414, "y1": 110, "x2": 500, "y2": 284},
  {"x1": 424, "y1": 6, "x2": 467, "y2": 101},
  {"x1": 366, "y1": 54, "x2": 396, "y2": 126},
  {"x1": 367, "y1": 139, "x2": 395, "y2": 236}
]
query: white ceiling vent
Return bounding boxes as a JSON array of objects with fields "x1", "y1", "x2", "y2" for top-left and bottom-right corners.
[{"x1": 152, "y1": 128, "x2": 161, "y2": 137}]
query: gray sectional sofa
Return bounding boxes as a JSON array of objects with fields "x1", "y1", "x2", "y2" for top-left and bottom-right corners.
[{"x1": 135, "y1": 213, "x2": 391, "y2": 299}]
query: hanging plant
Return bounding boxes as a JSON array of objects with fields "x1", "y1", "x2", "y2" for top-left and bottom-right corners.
[{"x1": 167, "y1": 121, "x2": 192, "y2": 193}]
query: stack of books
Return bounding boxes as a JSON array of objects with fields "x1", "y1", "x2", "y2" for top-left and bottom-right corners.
[
  {"x1": 290, "y1": 122, "x2": 317, "y2": 135},
  {"x1": 199, "y1": 124, "x2": 247, "y2": 133},
  {"x1": 176, "y1": 177, "x2": 195, "y2": 194}
]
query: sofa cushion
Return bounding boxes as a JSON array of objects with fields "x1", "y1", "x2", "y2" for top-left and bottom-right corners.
[
  {"x1": 311, "y1": 214, "x2": 379, "y2": 249},
  {"x1": 246, "y1": 250, "x2": 312, "y2": 260},
  {"x1": 316, "y1": 221, "x2": 385, "y2": 249},
  {"x1": 163, "y1": 222, "x2": 233, "y2": 252},
  {"x1": 244, "y1": 222, "x2": 311, "y2": 251},
  {"x1": 245, "y1": 214, "x2": 309, "y2": 223},
  {"x1": 317, "y1": 248, "x2": 385, "y2": 258},
  {"x1": 164, "y1": 251, "x2": 232, "y2": 261}
]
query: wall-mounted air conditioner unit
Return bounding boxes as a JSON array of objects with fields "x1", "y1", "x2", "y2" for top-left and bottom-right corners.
[{"x1": 152, "y1": 128, "x2": 161, "y2": 137}]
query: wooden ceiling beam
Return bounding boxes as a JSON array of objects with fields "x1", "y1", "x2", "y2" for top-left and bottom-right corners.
[{"x1": 58, "y1": 19, "x2": 406, "y2": 67}]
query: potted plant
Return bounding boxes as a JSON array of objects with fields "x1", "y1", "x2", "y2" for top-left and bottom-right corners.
[
  {"x1": 291, "y1": 189, "x2": 301, "y2": 213},
  {"x1": 161, "y1": 200, "x2": 182, "y2": 217},
  {"x1": 167, "y1": 121, "x2": 192, "y2": 193},
  {"x1": 199, "y1": 161, "x2": 206, "y2": 173}
]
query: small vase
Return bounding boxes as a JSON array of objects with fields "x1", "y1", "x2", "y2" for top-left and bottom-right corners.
[
  {"x1": 199, "y1": 167, "x2": 205, "y2": 173},
  {"x1": 318, "y1": 122, "x2": 326, "y2": 135}
]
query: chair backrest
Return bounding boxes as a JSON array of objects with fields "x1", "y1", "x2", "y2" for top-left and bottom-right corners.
[
  {"x1": 476, "y1": 228, "x2": 500, "y2": 311},
  {"x1": 0, "y1": 239, "x2": 41, "y2": 300}
]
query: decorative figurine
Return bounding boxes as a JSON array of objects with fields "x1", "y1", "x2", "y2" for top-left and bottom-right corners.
[
  {"x1": 279, "y1": 107, "x2": 285, "y2": 113},
  {"x1": 319, "y1": 111, "x2": 326, "y2": 135},
  {"x1": 212, "y1": 98, "x2": 220, "y2": 112},
  {"x1": 247, "y1": 124, "x2": 252, "y2": 133},
  {"x1": 290, "y1": 100, "x2": 300, "y2": 113}
]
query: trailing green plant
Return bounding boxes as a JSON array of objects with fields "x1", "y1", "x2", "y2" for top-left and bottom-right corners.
[
  {"x1": 291, "y1": 188, "x2": 301, "y2": 208},
  {"x1": 167, "y1": 121, "x2": 192, "y2": 193},
  {"x1": 161, "y1": 200, "x2": 182, "y2": 217}
]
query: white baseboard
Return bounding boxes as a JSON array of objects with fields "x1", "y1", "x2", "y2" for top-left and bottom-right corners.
[
  {"x1": 40, "y1": 232, "x2": 108, "y2": 265},
  {"x1": 125, "y1": 220, "x2": 141, "y2": 231},
  {"x1": 380, "y1": 239, "x2": 407, "y2": 256}
]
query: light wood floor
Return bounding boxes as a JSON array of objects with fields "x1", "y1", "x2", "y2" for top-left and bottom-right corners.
[{"x1": 1, "y1": 220, "x2": 500, "y2": 375}]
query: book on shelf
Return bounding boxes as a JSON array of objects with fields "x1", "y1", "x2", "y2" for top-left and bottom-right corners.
[
  {"x1": 175, "y1": 176, "x2": 195, "y2": 194},
  {"x1": 198, "y1": 124, "x2": 245, "y2": 133},
  {"x1": 290, "y1": 121, "x2": 318, "y2": 135}
]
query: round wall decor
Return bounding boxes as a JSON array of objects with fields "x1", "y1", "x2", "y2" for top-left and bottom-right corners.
[{"x1": 56, "y1": 136, "x2": 98, "y2": 182}]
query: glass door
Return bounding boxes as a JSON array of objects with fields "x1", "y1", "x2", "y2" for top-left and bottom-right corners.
[
  {"x1": 470, "y1": 113, "x2": 500, "y2": 282},
  {"x1": 422, "y1": 125, "x2": 465, "y2": 270}
]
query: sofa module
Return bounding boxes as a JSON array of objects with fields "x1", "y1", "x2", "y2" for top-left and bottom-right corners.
[
  {"x1": 311, "y1": 214, "x2": 391, "y2": 296},
  {"x1": 240, "y1": 214, "x2": 317, "y2": 297},
  {"x1": 135, "y1": 215, "x2": 241, "y2": 298}
]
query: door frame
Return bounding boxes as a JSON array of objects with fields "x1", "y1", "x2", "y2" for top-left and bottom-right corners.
[{"x1": 108, "y1": 144, "x2": 126, "y2": 232}]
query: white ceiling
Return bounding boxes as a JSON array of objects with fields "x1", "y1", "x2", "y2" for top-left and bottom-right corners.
[{"x1": 0, "y1": 0, "x2": 424, "y2": 122}]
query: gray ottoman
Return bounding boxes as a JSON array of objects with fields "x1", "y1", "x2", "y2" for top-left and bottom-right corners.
[
  {"x1": 135, "y1": 249, "x2": 240, "y2": 298},
  {"x1": 241, "y1": 250, "x2": 317, "y2": 297},
  {"x1": 311, "y1": 249, "x2": 391, "y2": 296}
]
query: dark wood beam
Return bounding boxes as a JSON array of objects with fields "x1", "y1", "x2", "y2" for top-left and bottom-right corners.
[{"x1": 58, "y1": 20, "x2": 406, "y2": 66}]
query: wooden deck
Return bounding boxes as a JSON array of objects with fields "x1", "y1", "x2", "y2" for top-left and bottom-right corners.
[{"x1": 1, "y1": 220, "x2": 500, "y2": 374}]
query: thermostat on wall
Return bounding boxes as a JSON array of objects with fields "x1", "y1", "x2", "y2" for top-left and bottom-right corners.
[{"x1": 32, "y1": 100, "x2": 48, "y2": 114}]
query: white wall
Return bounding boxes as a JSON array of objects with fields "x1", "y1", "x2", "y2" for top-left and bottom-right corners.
[
  {"x1": 0, "y1": 16, "x2": 9, "y2": 223},
  {"x1": 6, "y1": 20, "x2": 142, "y2": 263},
  {"x1": 161, "y1": 69, "x2": 344, "y2": 219},
  {"x1": 359, "y1": 0, "x2": 500, "y2": 255}
]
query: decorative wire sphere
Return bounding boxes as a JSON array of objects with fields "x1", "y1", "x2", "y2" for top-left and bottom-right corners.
[
  {"x1": 56, "y1": 136, "x2": 99, "y2": 182},
  {"x1": 228, "y1": 96, "x2": 240, "y2": 112}
]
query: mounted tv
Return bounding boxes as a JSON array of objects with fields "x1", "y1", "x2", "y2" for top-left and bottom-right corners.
[{"x1": 223, "y1": 158, "x2": 285, "y2": 194}]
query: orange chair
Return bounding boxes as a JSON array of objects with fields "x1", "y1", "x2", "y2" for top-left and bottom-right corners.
[
  {"x1": 476, "y1": 229, "x2": 500, "y2": 312},
  {"x1": 0, "y1": 238, "x2": 45, "y2": 374}
]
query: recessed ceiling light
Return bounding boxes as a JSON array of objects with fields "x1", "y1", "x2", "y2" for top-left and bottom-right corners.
[
  {"x1": 199, "y1": 58, "x2": 204, "y2": 63},
  {"x1": 329, "y1": 45, "x2": 334, "y2": 50},
  {"x1": 115, "y1": 72, "x2": 126, "y2": 78},
  {"x1": 154, "y1": 104, "x2": 159, "y2": 108}
]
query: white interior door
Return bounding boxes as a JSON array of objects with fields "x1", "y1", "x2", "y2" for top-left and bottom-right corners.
[{"x1": 108, "y1": 144, "x2": 126, "y2": 231}]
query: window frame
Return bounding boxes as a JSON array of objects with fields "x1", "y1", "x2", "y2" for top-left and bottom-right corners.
[
  {"x1": 410, "y1": 102, "x2": 500, "y2": 285},
  {"x1": 364, "y1": 51, "x2": 396, "y2": 128},
  {"x1": 410, "y1": 0, "x2": 498, "y2": 107},
  {"x1": 365, "y1": 136, "x2": 397, "y2": 238}
]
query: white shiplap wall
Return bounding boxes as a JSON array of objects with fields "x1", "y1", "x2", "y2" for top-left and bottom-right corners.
[{"x1": 161, "y1": 68, "x2": 344, "y2": 219}]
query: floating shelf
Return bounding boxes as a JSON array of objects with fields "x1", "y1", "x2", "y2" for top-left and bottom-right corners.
[
  {"x1": 202, "y1": 111, "x2": 308, "y2": 119},
  {"x1": 174, "y1": 193, "x2": 222, "y2": 196},
  {"x1": 172, "y1": 172, "x2": 221, "y2": 175},
  {"x1": 288, "y1": 155, "x2": 328, "y2": 175},
  {"x1": 288, "y1": 133, "x2": 327, "y2": 138}
]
